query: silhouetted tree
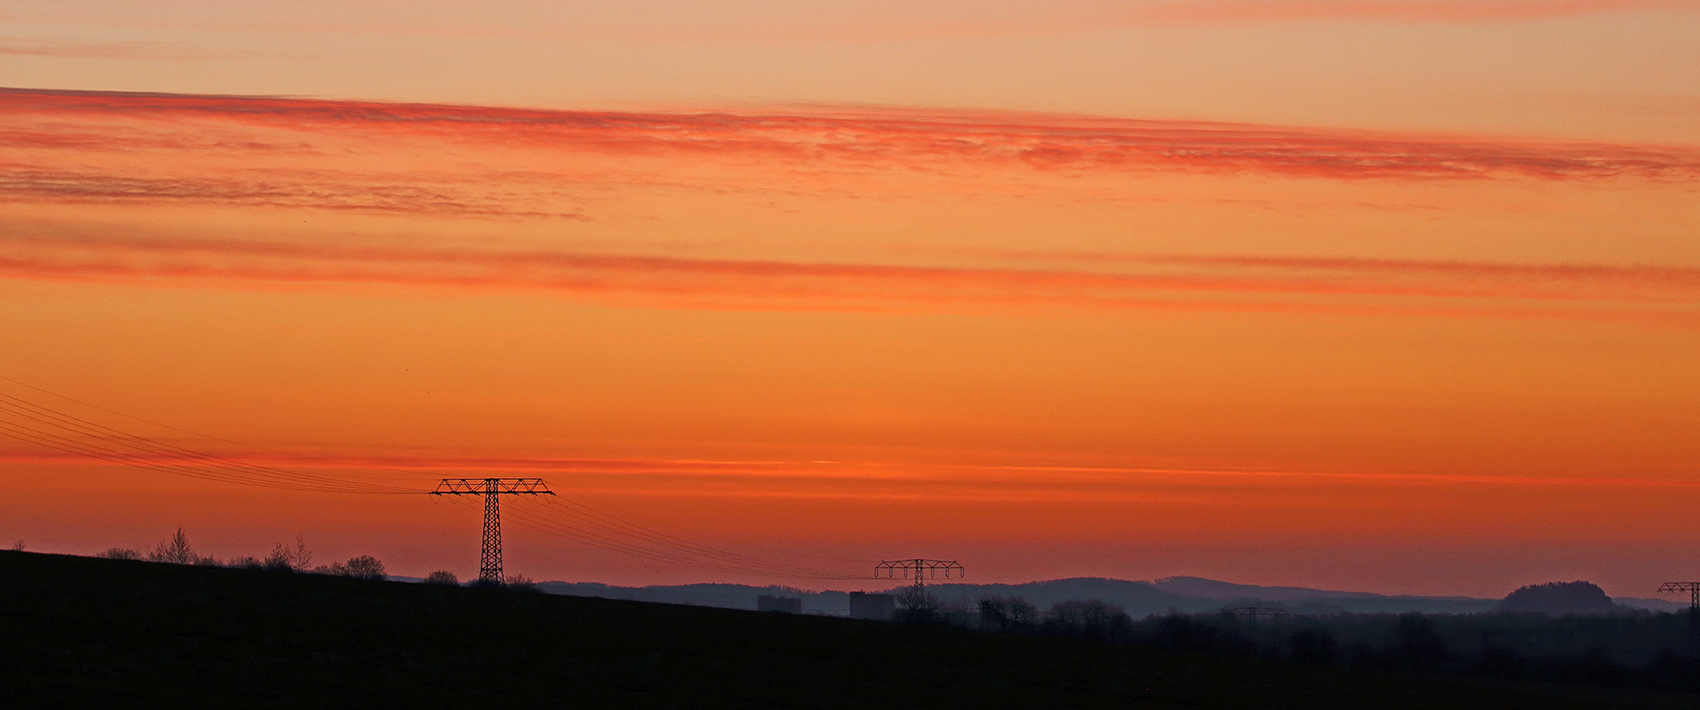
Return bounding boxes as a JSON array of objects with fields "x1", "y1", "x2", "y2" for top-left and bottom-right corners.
[
  {"x1": 1043, "y1": 599, "x2": 1134, "y2": 644},
  {"x1": 9, "y1": 540, "x2": 23, "y2": 551},
  {"x1": 229, "y1": 555, "x2": 264, "y2": 569},
  {"x1": 345, "y1": 555, "x2": 386, "y2": 580},
  {"x1": 98, "y1": 547, "x2": 142, "y2": 560},
  {"x1": 148, "y1": 527, "x2": 197, "y2": 564},
  {"x1": 424, "y1": 570, "x2": 459, "y2": 585},
  {"x1": 978, "y1": 595, "x2": 1038, "y2": 633},
  {"x1": 264, "y1": 535, "x2": 312, "y2": 571},
  {"x1": 892, "y1": 586, "x2": 943, "y2": 624}
]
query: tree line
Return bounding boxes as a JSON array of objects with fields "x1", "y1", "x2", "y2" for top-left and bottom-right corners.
[
  {"x1": 87, "y1": 528, "x2": 539, "y2": 588},
  {"x1": 892, "y1": 589, "x2": 1700, "y2": 694},
  {"x1": 96, "y1": 527, "x2": 391, "y2": 580}
]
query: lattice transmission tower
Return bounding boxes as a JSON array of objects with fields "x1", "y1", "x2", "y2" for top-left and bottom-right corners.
[
  {"x1": 431, "y1": 478, "x2": 554, "y2": 584},
  {"x1": 875, "y1": 558, "x2": 964, "y2": 588},
  {"x1": 1658, "y1": 582, "x2": 1700, "y2": 610}
]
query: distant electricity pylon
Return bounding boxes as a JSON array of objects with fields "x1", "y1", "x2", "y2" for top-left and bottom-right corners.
[
  {"x1": 875, "y1": 559, "x2": 963, "y2": 588},
  {"x1": 431, "y1": 478, "x2": 554, "y2": 584},
  {"x1": 1658, "y1": 582, "x2": 1700, "y2": 610}
]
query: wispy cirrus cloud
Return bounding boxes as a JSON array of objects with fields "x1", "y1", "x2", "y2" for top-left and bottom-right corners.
[
  {"x1": 4, "y1": 448, "x2": 1696, "y2": 504},
  {"x1": 1110, "y1": 0, "x2": 1700, "y2": 25},
  {"x1": 2, "y1": 230, "x2": 1694, "y2": 326},
  {"x1": 4, "y1": 88, "x2": 1697, "y2": 183},
  {"x1": 2, "y1": 88, "x2": 1694, "y2": 326},
  {"x1": 0, "y1": 37, "x2": 256, "y2": 61},
  {"x1": 731, "y1": 0, "x2": 1700, "y2": 44},
  {"x1": 0, "y1": 166, "x2": 589, "y2": 220}
]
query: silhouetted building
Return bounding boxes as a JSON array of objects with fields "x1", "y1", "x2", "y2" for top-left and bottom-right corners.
[
  {"x1": 757, "y1": 595, "x2": 803, "y2": 614},
  {"x1": 848, "y1": 591, "x2": 894, "y2": 621}
]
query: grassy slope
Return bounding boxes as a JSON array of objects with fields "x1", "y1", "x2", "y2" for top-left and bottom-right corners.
[{"x1": 0, "y1": 550, "x2": 1688, "y2": 709}]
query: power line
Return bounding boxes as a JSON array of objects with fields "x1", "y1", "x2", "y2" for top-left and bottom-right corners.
[
  {"x1": 0, "y1": 393, "x2": 412, "y2": 493},
  {"x1": 0, "y1": 396, "x2": 410, "y2": 494},
  {"x1": 0, "y1": 377, "x2": 869, "y2": 581}
]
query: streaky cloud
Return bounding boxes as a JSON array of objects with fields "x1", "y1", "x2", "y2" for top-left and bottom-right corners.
[
  {"x1": 2, "y1": 230, "x2": 1695, "y2": 327},
  {"x1": 0, "y1": 166, "x2": 589, "y2": 220},
  {"x1": 4, "y1": 88, "x2": 1697, "y2": 182}
]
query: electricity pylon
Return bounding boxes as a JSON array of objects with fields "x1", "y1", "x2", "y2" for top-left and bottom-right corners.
[
  {"x1": 875, "y1": 558, "x2": 963, "y2": 588},
  {"x1": 431, "y1": 478, "x2": 553, "y2": 584},
  {"x1": 1658, "y1": 582, "x2": 1700, "y2": 610}
]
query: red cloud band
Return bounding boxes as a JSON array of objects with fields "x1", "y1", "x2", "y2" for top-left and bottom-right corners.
[{"x1": 4, "y1": 88, "x2": 1697, "y2": 182}]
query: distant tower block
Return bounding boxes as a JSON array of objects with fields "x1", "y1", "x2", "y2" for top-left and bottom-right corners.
[
  {"x1": 848, "y1": 591, "x2": 896, "y2": 620},
  {"x1": 431, "y1": 478, "x2": 554, "y2": 584},
  {"x1": 875, "y1": 559, "x2": 963, "y2": 589},
  {"x1": 1659, "y1": 582, "x2": 1700, "y2": 610},
  {"x1": 756, "y1": 595, "x2": 803, "y2": 614}
]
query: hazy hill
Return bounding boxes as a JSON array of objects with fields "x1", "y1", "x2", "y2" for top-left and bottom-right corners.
[
  {"x1": 1500, "y1": 581, "x2": 1623, "y2": 615},
  {"x1": 3, "y1": 550, "x2": 1690, "y2": 709},
  {"x1": 1151, "y1": 575, "x2": 1472, "y2": 602},
  {"x1": 539, "y1": 575, "x2": 1506, "y2": 616}
]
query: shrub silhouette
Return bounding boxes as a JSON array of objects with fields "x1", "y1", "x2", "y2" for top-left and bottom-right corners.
[
  {"x1": 345, "y1": 555, "x2": 386, "y2": 580},
  {"x1": 229, "y1": 555, "x2": 264, "y2": 569},
  {"x1": 98, "y1": 547, "x2": 141, "y2": 560},
  {"x1": 1042, "y1": 599, "x2": 1134, "y2": 644},
  {"x1": 978, "y1": 595, "x2": 1038, "y2": 633},
  {"x1": 892, "y1": 586, "x2": 944, "y2": 624},
  {"x1": 148, "y1": 528, "x2": 197, "y2": 565},
  {"x1": 263, "y1": 536, "x2": 313, "y2": 572},
  {"x1": 424, "y1": 570, "x2": 459, "y2": 585}
]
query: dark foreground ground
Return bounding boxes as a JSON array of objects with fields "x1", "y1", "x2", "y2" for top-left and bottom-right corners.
[{"x1": 0, "y1": 551, "x2": 1691, "y2": 709}]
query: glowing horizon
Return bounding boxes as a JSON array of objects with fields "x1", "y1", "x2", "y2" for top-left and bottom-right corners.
[{"x1": 1, "y1": 1, "x2": 1697, "y2": 599}]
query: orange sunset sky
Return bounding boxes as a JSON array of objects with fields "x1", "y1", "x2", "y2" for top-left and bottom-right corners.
[{"x1": 1, "y1": 0, "x2": 1697, "y2": 597}]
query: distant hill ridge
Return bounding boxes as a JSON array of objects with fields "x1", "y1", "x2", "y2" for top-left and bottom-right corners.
[
  {"x1": 1150, "y1": 576, "x2": 1477, "y2": 602},
  {"x1": 532, "y1": 575, "x2": 1684, "y2": 616},
  {"x1": 1498, "y1": 581, "x2": 1622, "y2": 615},
  {"x1": 12, "y1": 550, "x2": 1676, "y2": 709}
]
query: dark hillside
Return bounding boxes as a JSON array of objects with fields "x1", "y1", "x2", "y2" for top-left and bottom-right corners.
[
  {"x1": 0, "y1": 551, "x2": 1687, "y2": 709},
  {"x1": 1500, "y1": 581, "x2": 1621, "y2": 615}
]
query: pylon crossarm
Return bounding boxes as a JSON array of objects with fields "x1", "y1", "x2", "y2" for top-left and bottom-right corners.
[
  {"x1": 873, "y1": 559, "x2": 964, "y2": 586},
  {"x1": 431, "y1": 478, "x2": 555, "y2": 495},
  {"x1": 1658, "y1": 582, "x2": 1700, "y2": 609}
]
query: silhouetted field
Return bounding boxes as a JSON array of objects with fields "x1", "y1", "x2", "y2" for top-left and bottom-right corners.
[{"x1": 0, "y1": 551, "x2": 1691, "y2": 709}]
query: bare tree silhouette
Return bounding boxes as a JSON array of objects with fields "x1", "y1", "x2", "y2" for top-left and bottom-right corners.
[
  {"x1": 345, "y1": 555, "x2": 386, "y2": 580},
  {"x1": 264, "y1": 535, "x2": 312, "y2": 571},
  {"x1": 893, "y1": 585, "x2": 943, "y2": 624},
  {"x1": 978, "y1": 595, "x2": 1038, "y2": 633},
  {"x1": 148, "y1": 528, "x2": 197, "y2": 564}
]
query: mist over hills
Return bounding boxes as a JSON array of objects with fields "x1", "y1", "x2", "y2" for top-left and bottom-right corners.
[{"x1": 533, "y1": 576, "x2": 1686, "y2": 616}]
